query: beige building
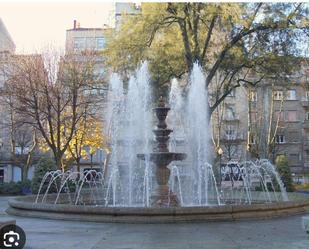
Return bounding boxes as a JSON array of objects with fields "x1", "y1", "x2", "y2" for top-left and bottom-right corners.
[
  {"x1": 64, "y1": 21, "x2": 111, "y2": 173},
  {"x1": 65, "y1": 20, "x2": 111, "y2": 54}
]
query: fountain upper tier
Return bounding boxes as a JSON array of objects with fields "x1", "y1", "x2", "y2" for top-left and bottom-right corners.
[{"x1": 137, "y1": 96, "x2": 187, "y2": 163}]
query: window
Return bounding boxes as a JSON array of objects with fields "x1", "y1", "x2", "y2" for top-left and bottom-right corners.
[
  {"x1": 289, "y1": 131, "x2": 299, "y2": 142},
  {"x1": 225, "y1": 126, "x2": 236, "y2": 140},
  {"x1": 285, "y1": 111, "x2": 298, "y2": 122},
  {"x1": 305, "y1": 91, "x2": 309, "y2": 101},
  {"x1": 286, "y1": 90, "x2": 297, "y2": 100},
  {"x1": 249, "y1": 90, "x2": 257, "y2": 102},
  {"x1": 275, "y1": 135, "x2": 285, "y2": 144},
  {"x1": 74, "y1": 38, "x2": 85, "y2": 49},
  {"x1": 306, "y1": 112, "x2": 309, "y2": 120},
  {"x1": 0, "y1": 168, "x2": 3, "y2": 183},
  {"x1": 15, "y1": 146, "x2": 30, "y2": 155},
  {"x1": 225, "y1": 129, "x2": 235, "y2": 140},
  {"x1": 96, "y1": 37, "x2": 105, "y2": 49},
  {"x1": 274, "y1": 91, "x2": 283, "y2": 101},
  {"x1": 225, "y1": 105, "x2": 235, "y2": 120},
  {"x1": 249, "y1": 133, "x2": 256, "y2": 144},
  {"x1": 289, "y1": 153, "x2": 300, "y2": 162},
  {"x1": 86, "y1": 37, "x2": 95, "y2": 49}
]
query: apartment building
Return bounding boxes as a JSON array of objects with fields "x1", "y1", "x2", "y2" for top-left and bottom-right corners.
[
  {"x1": 0, "y1": 18, "x2": 37, "y2": 182},
  {"x1": 215, "y1": 70, "x2": 309, "y2": 183},
  {"x1": 115, "y1": 2, "x2": 141, "y2": 30},
  {"x1": 64, "y1": 20, "x2": 111, "y2": 174}
]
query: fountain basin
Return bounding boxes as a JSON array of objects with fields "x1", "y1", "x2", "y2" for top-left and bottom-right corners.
[
  {"x1": 137, "y1": 152, "x2": 187, "y2": 165},
  {"x1": 152, "y1": 129, "x2": 173, "y2": 137},
  {"x1": 6, "y1": 194, "x2": 309, "y2": 223}
]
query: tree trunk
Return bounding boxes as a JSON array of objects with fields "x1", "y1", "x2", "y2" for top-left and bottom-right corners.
[
  {"x1": 22, "y1": 164, "x2": 28, "y2": 182},
  {"x1": 76, "y1": 158, "x2": 81, "y2": 174},
  {"x1": 54, "y1": 153, "x2": 64, "y2": 171},
  {"x1": 103, "y1": 152, "x2": 111, "y2": 178}
]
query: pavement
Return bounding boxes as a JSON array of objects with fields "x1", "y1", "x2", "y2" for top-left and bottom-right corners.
[{"x1": 0, "y1": 196, "x2": 309, "y2": 249}]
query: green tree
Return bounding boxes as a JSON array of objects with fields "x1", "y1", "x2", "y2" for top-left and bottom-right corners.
[
  {"x1": 105, "y1": 3, "x2": 308, "y2": 114},
  {"x1": 275, "y1": 155, "x2": 294, "y2": 192}
]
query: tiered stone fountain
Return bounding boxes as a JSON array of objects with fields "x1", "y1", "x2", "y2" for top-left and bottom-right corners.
[
  {"x1": 137, "y1": 97, "x2": 187, "y2": 207},
  {"x1": 7, "y1": 64, "x2": 309, "y2": 223}
]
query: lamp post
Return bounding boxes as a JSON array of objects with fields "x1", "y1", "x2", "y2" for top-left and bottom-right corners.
[
  {"x1": 218, "y1": 147, "x2": 223, "y2": 186},
  {"x1": 0, "y1": 138, "x2": 3, "y2": 159}
]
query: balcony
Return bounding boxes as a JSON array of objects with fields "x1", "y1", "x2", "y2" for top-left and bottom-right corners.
[
  {"x1": 220, "y1": 133, "x2": 246, "y2": 143},
  {"x1": 222, "y1": 116, "x2": 240, "y2": 122},
  {"x1": 292, "y1": 164, "x2": 309, "y2": 174},
  {"x1": 301, "y1": 98, "x2": 309, "y2": 108},
  {"x1": 304, "y1": 141, "x2": 309, "y2": 151},
  {"x1": 303, "y1": 120, "x2": 309, "y2": 130}
]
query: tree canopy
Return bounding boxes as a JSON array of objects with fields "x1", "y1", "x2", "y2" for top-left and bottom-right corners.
[{"x1": 105, "y1": 2, "x2": 308, "y2": 114}]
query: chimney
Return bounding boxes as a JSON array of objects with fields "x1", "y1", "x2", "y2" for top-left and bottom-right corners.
[{"x1": 73, "y1": 20, "x2": 77, "y2": 29}]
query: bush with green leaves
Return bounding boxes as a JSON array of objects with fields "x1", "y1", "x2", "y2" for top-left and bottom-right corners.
[
  {"x1": 275, "y1": 155, "x2": 294, "y2": 192},
  {"x1": 31, "y1": 157, "x2": 57, "y2": 194}
]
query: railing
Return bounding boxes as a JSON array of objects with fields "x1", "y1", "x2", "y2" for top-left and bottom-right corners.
[
  {"x1": 301, "y1": 97, "x2": 309, "y2": 107},
  {"x1": 223, "y1": 116, "x2": 240, "y2": 122},
  {"x1": 220, "y1": 133, "x2": 246, "y2": 141},
  {"x1": 304, "y1": 141, "x2": 309, "y2": 150}
]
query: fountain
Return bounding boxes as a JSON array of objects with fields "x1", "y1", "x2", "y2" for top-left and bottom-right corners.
[
  {"x1": 137, "y1": 97, "x2": 186, "y2": 207},
  {"x1": 6, "y1": 62, "x2": 309, "y2": 223}
]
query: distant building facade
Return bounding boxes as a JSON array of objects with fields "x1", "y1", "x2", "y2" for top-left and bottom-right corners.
[
  {"x1": 64, "y1": 20, "x2": 110, "y2": 174},
  {"x1": 65, "y1": 20, "x2": 111, "y2": 54},
  {"x1": 214, "y1": 69, "x2": 309, "y2": 183},
  {"x1": 0, "y1": 18, "x2": 36, "y2": 182},
  {"x1": 115, "y1": 2, "x2": 141, "y2": 30}
]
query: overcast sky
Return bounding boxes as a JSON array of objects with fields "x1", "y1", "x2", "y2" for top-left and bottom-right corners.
[{"x1": 0, "y1": 2, "x2": 115, "y2": 54}]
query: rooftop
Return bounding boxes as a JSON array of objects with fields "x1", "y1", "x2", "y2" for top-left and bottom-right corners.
[{"x1": 66, "y1": 20, "x2": 111, "y2": 32}]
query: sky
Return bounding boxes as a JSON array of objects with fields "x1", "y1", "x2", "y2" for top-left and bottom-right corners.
[{"x1": 0, "y1": 2, "x2": 115, "y2": 54}]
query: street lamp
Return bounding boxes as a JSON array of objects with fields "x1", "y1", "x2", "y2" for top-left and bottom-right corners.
[
  {"x1": 218, "y1": 147, "x2": 223, "y2": 186},
  {"x1": 0, "y1": 138, "x2": 3, "y2": 157}
]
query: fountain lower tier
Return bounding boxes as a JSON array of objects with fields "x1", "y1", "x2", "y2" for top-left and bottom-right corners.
[
  {"x1": 137, "y1": 152, "x2": 187, "y2": 207},
  {"x1": 137, "y1": 152, "x2": 186, "y2": 165}
]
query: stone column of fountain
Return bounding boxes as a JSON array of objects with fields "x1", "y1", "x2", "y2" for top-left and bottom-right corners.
[{"x1": 137, "y1": 97, "x2": 187, "y2": 207}]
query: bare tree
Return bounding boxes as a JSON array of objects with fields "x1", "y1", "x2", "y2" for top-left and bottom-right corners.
[
  {"x1": 0, "y1": 57, "x2": 37, "y2": 181},
  {"x1": 2, "y1": 52, "x2": 100, "y2": 170},
  {"x1": 247, "y1": 84, "x2": 287, "y2": 162}
]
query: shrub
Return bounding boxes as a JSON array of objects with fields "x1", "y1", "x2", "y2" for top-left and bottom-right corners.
[
  {"x1": 31, "y1": 157, "x2": 57, "y2": 194},
  {"x1": 294, "y1": 182, "x2": 309, "y2": 191},
  {"x1": 0, "y1": 180, "x2": 32, "y2": 195},
  {"x1": 275, "y1": 155, "x2": 294, "y2": 192}
]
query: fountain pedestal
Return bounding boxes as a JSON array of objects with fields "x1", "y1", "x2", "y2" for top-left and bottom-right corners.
[{"x1": 137, "y1": 97, "x2": 186, "y2": 207}]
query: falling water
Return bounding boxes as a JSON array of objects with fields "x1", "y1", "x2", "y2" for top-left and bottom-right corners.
[
  {"x1": 37, "y1": 62, "x2": 289, "y2": 207},
  {"x1": 186, "y1": 63, "x2": 213, "y2": 205},
  {"x1": 104, "y1": 62, "x2": 153, "y2": 206},
  {"x1": 105, "y1": 73, "x2": 124, "y2": 206}
]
